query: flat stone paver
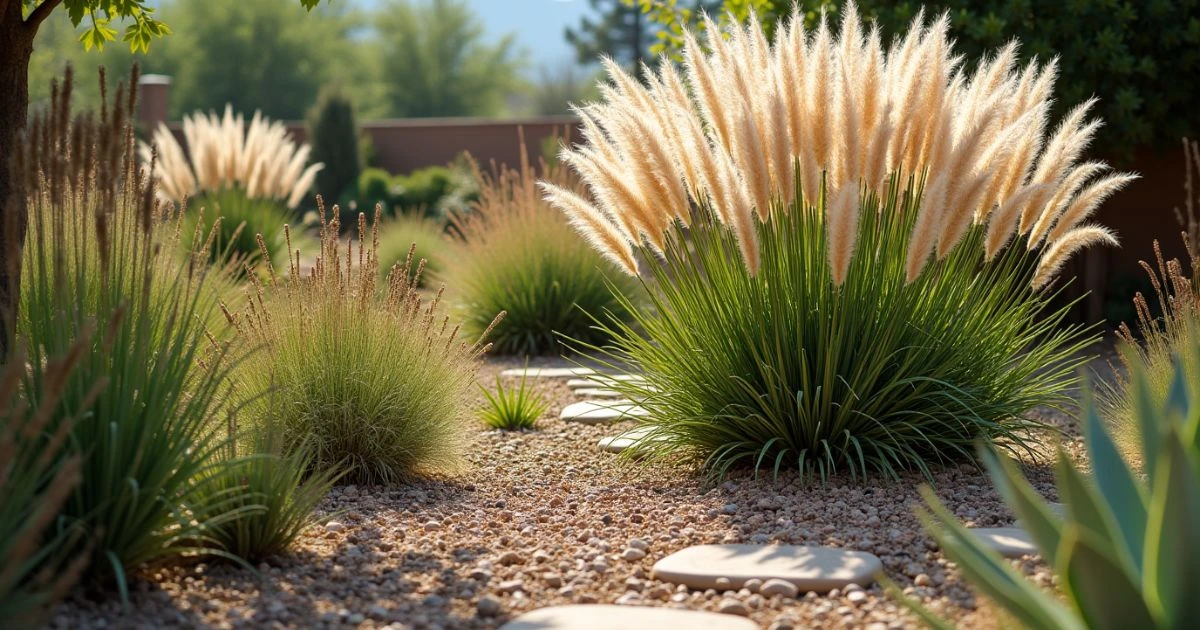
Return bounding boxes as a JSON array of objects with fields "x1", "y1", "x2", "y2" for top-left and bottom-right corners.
[
  {"x1": 967, "y1": 527, "x2": 1038, "y2": 558},
  {"x1": 598, "y1": 425, "x2": 661, "y2": 454},
  {"x1": 560, "y1": 401, "x2": 649, "y2": 425},
  {"x1": 1013, "y1": 502, "x2": 1067, "y2": 528},
  {"x1": 500, "y1": 367, "x2": 596, "y2": 379},
  {"x1": 499, "y1": 605, "x2": 759, "y2": 630},
  {"x1": 574, "y1": 387, "x2": 624, "y2": 399},
  {"x1": 651, "y1": 544, "x2": 882, "y2": 593},
  {"x1": 566, "y1": 374, "x2": 647, "y2": 390}
]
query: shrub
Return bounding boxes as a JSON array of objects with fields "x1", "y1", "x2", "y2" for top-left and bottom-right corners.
[
  {"x1": 638, "y1": 0, "x2": 1199, "y2": 155},
  {"x1": 542, "y1": 10, "x2": 1133, "y2": 479},
  {"x1": 358, "y1": 167, "x2": 396, "y2": 213},
  {"x1": 375, "y1": 213, "x2": 448, "y2": 284},
  {"x1": 183, "y1": 188, "x2": 296, "y2": 272},
  {"x1": 18, "y1": 71, "x2": 244, "y2": 593},
  {"x1": 480, "y1": 368, "x2": 549, "y2": 430},
  {"x1": 193, "y1": 415, "x2": 343, "y2": 562},
  {"x1": 306, "y1": 84, "x2": 363, "y2": 202},
  {"x1": 447, "y1": 150, "x2": 637, "y2": 356},
  {"x1": 908, "y1": 347, "x2": 1200, "y2": 630},
  {"x1": 395, "y1": 165, "x2": 454, "y2": 212},
  {"x1": 227, "y1": 209, "x2": 503, "y2": 484},
  {"x1": 0, "y1": 342, "x2": 94, "y2": 626}
]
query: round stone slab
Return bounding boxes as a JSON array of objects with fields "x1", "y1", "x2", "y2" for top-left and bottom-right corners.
[
  {"x1": 574, "y1": 387, "x2": 624, "y2": 399},
  {"x1": 560, "y1": 401, "x2": 649, "y2": 425},
  {"x1": 499, "y1": 605, "x2": 759, "y2": 630},
  {"x1": 968, "y1": 527, "x2": 1038, "y2": 558},
  {"x1": 1013, "y1": 502, "x2": 1067, "y2": 528},
  {"x1": 651, "y1": 544, "x2": 882, "y2": 593},
  {"x1": 500, "y1": 367, "x2": 596, "y2": 379},
  {"x1": 598, "y1": 425, "x2": 661, "y2": 454},
  {"x1": 566, "y1": 374, "x2": 647, "y2": 390}
]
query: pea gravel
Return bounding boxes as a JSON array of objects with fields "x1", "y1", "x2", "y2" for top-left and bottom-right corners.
[{"x1": 48, "y1": 355, "x2": 1099, "y2": 630}]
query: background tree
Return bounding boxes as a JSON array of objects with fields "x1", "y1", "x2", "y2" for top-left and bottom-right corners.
[
  {"x1": 306, "y1": 83, "x2": 363, "y2": 202},
  {"x1": 374, "y1": 0, "x2": 524, "y2": 118},
  {"x1": 565, "y1": 0, "x2": 654, "y2": 80},
  {"x1": 0, "y1": 0, "x2": 326, "y2": 358},
  {"x1": 569, "y1": 0, "x2": 719, "y2": 80}
]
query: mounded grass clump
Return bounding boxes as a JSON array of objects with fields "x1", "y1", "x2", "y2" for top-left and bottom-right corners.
[
  {"x1": 542, "y1": 6, "x2": 1135, "y2": 480},
  {"x1": 227, "y1": 210, "x2": 502, "y2": 484},
  {"x1": 376, "y1": 212, "x2": 448, "y2": 284},
  {"x1": 446, "y1": 151, "x2": 637, "y2": 356}
]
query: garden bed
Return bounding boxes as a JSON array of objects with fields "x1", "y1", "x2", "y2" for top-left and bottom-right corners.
[{"x1": 47, "y1": 356, "x2": 1097, "y2": 630}]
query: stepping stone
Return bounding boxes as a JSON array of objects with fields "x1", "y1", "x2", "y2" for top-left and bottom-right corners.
[
  {"x1": 560, "y1": 401, "x2": 649, "y2": 425},
  {"x1": 566, "y1": 374, "x2": 647, "y2": 390},
  {"x1": 651, "y1": 544, "x2": 882, "y2": 593},
  {"x1": 1013, "y1": 502, "x2": 1067, "y2": 528},
  {"x1": 598, "y1": 425, "x2": 661, "y2": 454},
  {"x1": 967, "y1": 527, "x2": 1038, "y2": 558},
  {"x1": 499, "y1": 605, "x2": 758, "y2": 630},
  {"x1": 574, "y1": 387, "x2": 624, "y2": 399},
  {"x1": 500, "y1": 367, "x2": 595, "y2": 379}
]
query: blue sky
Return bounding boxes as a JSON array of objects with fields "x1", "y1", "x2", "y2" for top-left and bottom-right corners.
[{"x1": 360, "y1": 0, "x2": 596, "y2": 73}]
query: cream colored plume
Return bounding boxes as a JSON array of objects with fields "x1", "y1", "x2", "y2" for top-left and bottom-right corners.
[
  {"x1": 138, "y1": 105, "x2": 324, "y2": 209},
  {"x1": 542, "y1": 1, "x2": 1134, "y2": 289}
]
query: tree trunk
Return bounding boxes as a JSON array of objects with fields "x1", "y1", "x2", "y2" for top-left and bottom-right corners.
[{"x1": 0, "y1": 4, "x2": 34, "y2": 360}]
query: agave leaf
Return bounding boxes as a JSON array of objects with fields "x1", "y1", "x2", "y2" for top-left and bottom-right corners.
[
  {"x1": 979, "y1": 446, "x2": 1063, "y2": 566},
  {"x1": 917, "y1": 487, "x2": 1083, "y2": 630},
  {"x1": 1143, "y1": 428, "x2": 1200, "y2": 628},
  {"x1": 1081, "y1": 392, "x2": 1147, "y2": 574},
  {"x1": 1163, "y1": 356, "x2": 1192, "y2": 429},
  {"x1": 1056, "y1": 524, "x2": 1158, "y2": 630},
  {"x1": 1136, "y1": 366, "x2": 1163, "y2": 488},
  {"x1": 1055, "y1": 453, "x2": 1112, "y2": 541}
]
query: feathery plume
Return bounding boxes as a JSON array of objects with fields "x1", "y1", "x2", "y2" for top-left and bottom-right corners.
[{"x1": 1032, "y1": 225, "x2": 1118, "y2": 290}]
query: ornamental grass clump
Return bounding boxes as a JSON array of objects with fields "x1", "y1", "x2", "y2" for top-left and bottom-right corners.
[
  {"x1": 542, "y1": 5, "x2": 1136, "y2": 480},
  {"x1": 17, "y1": 69, "x2": 245, "y2": 593},
  {"x1": 139, "y1": 106, "x2": 323, "y2": 268},
  {"x1": 447, "y1": 147, "x2": 637, "y2": 356},
  {"x1": 227, "y1": 207, "x2": 502, "y2": 484},
  {"x1": 375, "y1": 212, "x2": 448, "y2": 284},
  {"x1": 480, "y1": 367, "x2": 549, "y2": 431}
]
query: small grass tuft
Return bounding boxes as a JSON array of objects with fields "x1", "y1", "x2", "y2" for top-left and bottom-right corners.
[
  {"x1": 479, "y1": 367, "x2": 549, "y2": 430},
  {"x1": 227, "y1": 205, "x2": 503, "y2": 484}
]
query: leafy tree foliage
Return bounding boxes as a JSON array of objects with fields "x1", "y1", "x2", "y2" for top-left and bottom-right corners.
[{"x1": 373, "y1": 0, "x2": 524, "y2": 118}]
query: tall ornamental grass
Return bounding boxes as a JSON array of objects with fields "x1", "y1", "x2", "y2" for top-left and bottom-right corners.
[
  {"x1": 543, "y1": 5, "x2": 1135, "y2": 480},
  {"x1": 227, "y1": 208, "x2": 502, "y2": 484},
  {"x1": 139, "y1": 106, "x2": 323, "y2": 268},
  {"x1": 447, "y1": 148, "x2": 636, "y2": 355},
  {"x1": 376, "y1": 211, "x2": 448, "y2": 284},
  {"x1": 17, "y1": 70, "x2": 246, "y2": 593}
]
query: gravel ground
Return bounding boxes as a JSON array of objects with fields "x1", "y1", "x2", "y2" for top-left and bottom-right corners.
[{"x1": 49, "y1": 355, "x2": 1104, "y2": 630}]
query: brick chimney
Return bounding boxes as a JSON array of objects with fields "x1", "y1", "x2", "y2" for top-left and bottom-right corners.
[{"x1": 137, "y1": 74, "x2": 171, "y2": 132}]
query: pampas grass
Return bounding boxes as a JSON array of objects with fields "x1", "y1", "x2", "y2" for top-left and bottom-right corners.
[
  {"x1": 544, "y1": 3, "x2": 1136, "y2": 287},
  {"x1": 140, "y1": 105, "x2": 323, "y2": 210},
  {"x1": 544, "y1": 5, "x2": 1123, "y2": 480}
]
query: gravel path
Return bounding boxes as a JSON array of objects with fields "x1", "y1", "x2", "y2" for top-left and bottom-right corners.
[{"x1": 49, "y1": 355, "x2": 1098, "y2": 630}]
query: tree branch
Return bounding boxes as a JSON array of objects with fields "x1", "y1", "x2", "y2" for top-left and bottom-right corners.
[{"x1": 25, "y1": 0, "x2": 64, "y2": 30}]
